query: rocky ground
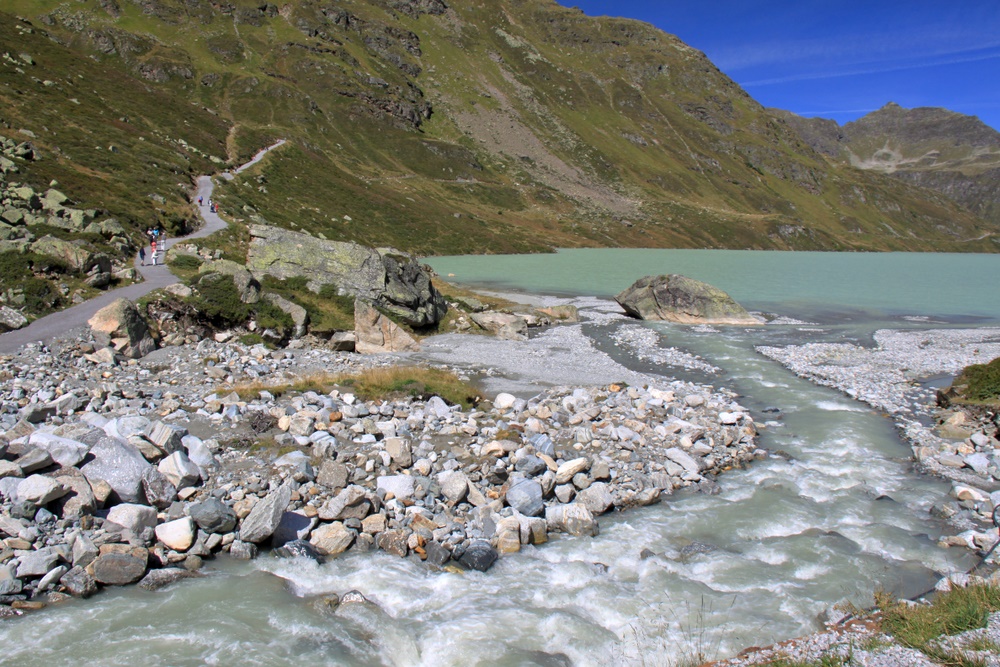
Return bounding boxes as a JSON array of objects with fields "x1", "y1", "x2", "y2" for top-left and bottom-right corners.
[
  {"x1": 709, "y1": 594, "x2": 1000, "y2": 667},
  {"x1": 0, "y1": 316, "x2": 763, "y2": 617}
]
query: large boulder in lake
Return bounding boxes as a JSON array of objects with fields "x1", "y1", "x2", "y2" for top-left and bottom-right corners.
[
  {"x1": 246, "y1": 224, "x2": 447, "y2": 327},
  {"x1": 87, "y1": 298, "x2": 156, "y2": 358},
  {"x1": 615, "y1": 274, "x2": 760, "y2": 325}
]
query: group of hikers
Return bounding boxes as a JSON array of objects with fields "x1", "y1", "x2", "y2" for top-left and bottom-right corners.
[
  {"x1": 137, "y1": 227, "x2": 164, "y2": 266},
  {"x1": 197, "y1": 195, "x2": 218, "y2": 213},
  {"x1": 137, "y1": 194, "x2": 219, "y2": 266}
]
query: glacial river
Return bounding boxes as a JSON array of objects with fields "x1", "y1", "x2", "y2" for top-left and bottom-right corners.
[{"x1": 3, "y1": 250, "x2": 1000, "y2": 666}]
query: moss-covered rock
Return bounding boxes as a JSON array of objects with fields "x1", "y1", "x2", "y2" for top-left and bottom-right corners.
[
  {"x1": 939, "y1": 356, "x2": 1000, "y2": 406},
  {"x1": 198, "y1": 259, "x2": 260, "y2": 304},
  {"x1": 246, "y1": 225, "x2": 446, "y2": 327}
]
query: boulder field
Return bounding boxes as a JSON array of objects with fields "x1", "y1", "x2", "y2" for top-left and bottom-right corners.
[{"x1": 0, "y1": 329, "x2": 763, "y2": 613}]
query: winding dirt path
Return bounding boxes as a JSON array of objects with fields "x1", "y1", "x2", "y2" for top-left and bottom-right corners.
[{"x1": 0, "y1": 140, "x2": 286, "y2": 354}]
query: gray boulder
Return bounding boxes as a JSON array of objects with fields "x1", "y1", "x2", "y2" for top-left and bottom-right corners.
[
  {"x1": 470, "y1": 312, "x2": 528, "y2": 341},
  {"x1": 354, "y1": 299, "x2": 420, "y2": 354},
  {"x1": 60, "y1": 566, "x2": 97, "y2": 597},
  {"x1": 545, "y1": 503, "x2": 600, "y2": 537},
  {"x1": 158, "y1": 451, "x2": 201, "y2": 489},
  {"x1": 17, "y1": 474, "x2": 68, "y2": 505},
  {"x1": 577, "y1": 482, "x2": 614, "y2": 515},
  {"x1": 16, "y1": 547, "x2": 61, "y2": 578},
  {"x1": 263, "y1": 293, "x2": 309, "y2": 337},
  {"x1": 189, "y1": 498, "x2": 237, "y2": 534},
  {"x1": 87, "y1": 298, "x2": 156, "y2": 359},
  {"x1": 28, "y1": 432, "x2": 91, "y2": 467},
  {"x1": 272, "y1": 511, "x2": 315, "y2": 548},
  {"x1": 459, "y1": 539, "x2": 498, "y2": 572},
  {"x1": 87, "y1": 552, "x2": 147, "y2": 586},
  {"x1": 0, "y1": 305, "x2": 27, "y2": 332},
  {"x1": 239, "y1": 483, "x2": 292, "y2": 543},
  {"x1": 106, "y1": 503, "x2": 157, "y2": 535},
  {"x1": 198, "y1": 259, "x2": 260, "y2": 304},
  {"x1": 79, "y1": 434, "x2": 151, "y2": 503},
  {"x1": 506, "y1": 479, "x2": 544, "y2": 517},
  {"x1": 615, "y1": 274, "x2": 760, "y2": 325},
  {"x1": 54, "y1": 475, "x2": 97, "y2": 519},
  {"x1": 247, "y1": 224, "x2": 447, "y2": 327}
]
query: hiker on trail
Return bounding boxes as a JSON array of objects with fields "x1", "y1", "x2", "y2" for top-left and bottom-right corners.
[
  {"x1": 138, "y1": 246, "x2": 146, "y2": 266},
  {"x1": 198, "y1": 196, "x2": 203, "y2": 206},
  {"x1": 150, "y1": 240, "x2": 157, "y2": 265}
]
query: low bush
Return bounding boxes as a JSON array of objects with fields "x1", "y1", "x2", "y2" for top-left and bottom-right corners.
[
  {"x1": 254, "y1": 298, "x2": 294, "y2": 331},
  {"x1": 953, "y1": 357, "x2": 1000, "y2": 403},
  {"x1": 186, "y1": 274, "x2": 250, "y2": 326},
  {"x1": 222, "y1": 367, "x2": 480, "y2": 409},
  {"x1": 169, "y1": 254, "x2": 203, "y2": 271}
]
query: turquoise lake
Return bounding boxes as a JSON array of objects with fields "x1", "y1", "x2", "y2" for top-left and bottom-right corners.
[{"x1": 427, "y1": 249, "x2": 1000, "y2": 324}]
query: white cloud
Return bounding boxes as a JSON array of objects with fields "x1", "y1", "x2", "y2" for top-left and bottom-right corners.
[{"x1": 740, "y1": 50, "x2": 1000, "y2": 87}]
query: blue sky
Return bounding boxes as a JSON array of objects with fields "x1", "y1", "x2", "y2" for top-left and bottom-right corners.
[{"x1": 563, "y1": 1, "x2": 1000, "y2": 131}]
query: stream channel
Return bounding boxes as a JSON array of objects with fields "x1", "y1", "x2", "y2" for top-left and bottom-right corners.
[{"x1": 2, "y1": 249, "x2": 1000, "y2": 665}]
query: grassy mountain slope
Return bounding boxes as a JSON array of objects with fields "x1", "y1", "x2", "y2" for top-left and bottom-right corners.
[
  {"x1": 3, "y1": 0, "x2": 998, "y2": 257},
  {"x1": 774, "y1": 103, "x2": 1000, "y2": 232}
]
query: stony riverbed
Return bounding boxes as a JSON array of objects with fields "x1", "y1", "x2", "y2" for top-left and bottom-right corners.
[
  {"x1": 0, "y1": 325, "x2": 762, "y2": 616},
  {"x1": 757, "y1": 327, "x2": 1000, "y2": 554}
]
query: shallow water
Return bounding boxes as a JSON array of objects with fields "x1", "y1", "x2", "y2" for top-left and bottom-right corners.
[{"x1": 2, "y1": 250, "x2": 995, "y2": 666}]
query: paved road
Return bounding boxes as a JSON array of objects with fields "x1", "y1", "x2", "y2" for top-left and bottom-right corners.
[{"x1": 0, "y1": 140, "x2": 285, "y2": 354}]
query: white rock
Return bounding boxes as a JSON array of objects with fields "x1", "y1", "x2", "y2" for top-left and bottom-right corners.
[
  {"x1": 106, "y1": 503, "x2": 157, "y2": 535},
  {"x1": 555, "y1": 458, "x2": 590, "y2": 485},
  {"x1": 377, "y1": 475, "x2": 415, "y2": 501},
  {"x1": 494, "y1": 393, "x2": 517, "y2": 411},
  {"x1": 158, "y1": 451, "x2": 201, "y2": 488},
  {"x1": 664, "y1": 448, "x2": 702, "y2": 474},
  {"x1": 155, "y1": 517, "x2": 195, "y2": 551}
]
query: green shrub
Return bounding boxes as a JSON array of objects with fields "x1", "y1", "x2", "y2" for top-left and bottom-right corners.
[
  {"x1": 187, "y1": 274, "x2": 250, "y2": 326},
  {"x1": 169, "y1": 254, "x2": 203, "y2": 271},
  {"x1": 254, "y1": 299, "x2": 294, "y2": 331},
  {"x1": 954, "y1": 357, "x2": 1000, "y2": 402},
  {"x1": 335, "y1": 366, "x2": 480, "y2": 409},
  {"x1": 21, "y1": 277, "x2": 61, "y2": 313},
  {"x1": 317, "y1": 283, "x2": 356, "y2": 314},
  {"x1": 262, "y1": 275, "x2": 309, "y2": 293},
  {"x1": 0, "y1": 251, "x2": 74, "y2": 281}
]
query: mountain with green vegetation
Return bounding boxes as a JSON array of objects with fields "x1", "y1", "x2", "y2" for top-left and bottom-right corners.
[
  {"x1": 2, "y1": 0, "x2": 998, "y2": 297},
  {"x1": 774, "y1": 103, "x2": 1000, "y2": 231}
]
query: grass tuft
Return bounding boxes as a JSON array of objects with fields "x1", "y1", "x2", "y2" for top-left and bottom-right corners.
[
  {"x1": 877, "y1": 584, "x2": 1000, "y2": 664},
  {"x1": 224, "y1": 366, "x2": 480, "y2": 409}
]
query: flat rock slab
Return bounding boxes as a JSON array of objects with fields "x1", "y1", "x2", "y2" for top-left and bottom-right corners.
[{"x1": 87, "y1": 553, "x2": 147, "y2": 585}]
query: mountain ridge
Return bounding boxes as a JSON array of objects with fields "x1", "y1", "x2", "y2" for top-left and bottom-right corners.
[
  {"x1": 772, "y1": 102, "x2": 1000, "y2": 229},
  {"x1": 0, "y1": 0, "x2": 996, "y2": 262}
]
